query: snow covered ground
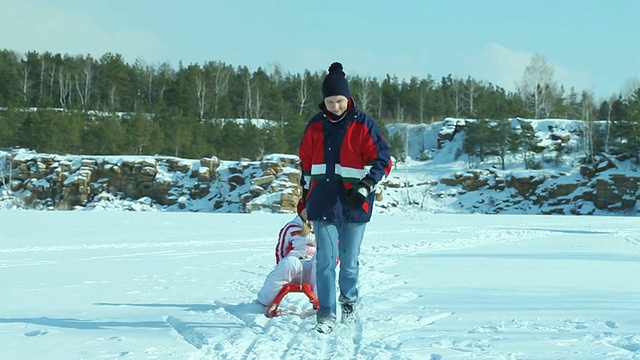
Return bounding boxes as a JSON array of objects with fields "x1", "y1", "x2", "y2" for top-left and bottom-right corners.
[{"x1": 1, "y1": 211, "x2": 639, "y2": 359}]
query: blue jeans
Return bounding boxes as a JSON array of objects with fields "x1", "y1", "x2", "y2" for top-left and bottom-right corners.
[{"x1": 314, "y1": 220, "x2": 367, "y2": 320}]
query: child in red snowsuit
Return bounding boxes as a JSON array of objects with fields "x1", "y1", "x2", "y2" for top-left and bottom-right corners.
[{"x1": 256, "y1": 211, "x2": 316, "y2": 307}]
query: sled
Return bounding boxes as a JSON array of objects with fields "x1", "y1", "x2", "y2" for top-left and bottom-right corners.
[{"x1": 266, "y1": 283, "x2": 319, "y2": 318}]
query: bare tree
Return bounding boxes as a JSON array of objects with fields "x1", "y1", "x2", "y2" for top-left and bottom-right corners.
[
  {"x1": 604, "y1": 94, "x2": 617, "y2": 152},
  {"x1": 194, "y1": 66, "x2": 208, "y2": 121},
  {"x1": 57, "y1": 66, "x2": 72, "y2": 107},
  {"x1": 396, "y1": 100, "x2": 404, "y2": 123},
  {"x1": 107, "y1": 84, "x2": 117, "y2": 110},
  {"x1": 39, "y1": 57, "x2": 45, "y2": 101},
  {"x1": 73, "y1": 56, "x2": 93, "y2": 110},
  {"x1": 255, "y1": 86, "x2": 264, "y2": 119},
  {"x1": 48, "y1": 62, "x2": 57, "y2": 100},
  {"x1": 211, "y1": 62, "x2": 231, "y2": 118},
  {"x1": 353, "y1": 76, "x2": 375, "y2": 112},
  {"x1": 140, "y1": 64, "x2": 155, "y2": 105},
  {"x1": 296, "y1": 71, "x2": 310, "y2": 116},
  {"x1": 19, "y1": 64, "x2": 31, "y2": 104},
  {"x1": 157, "y1": 62, "x2": 175, "y2": 102},
  {"x1": 462, "y1": 76, "x2": 479, "y2": 117},
  {"x1": 581, "y1": 91, "x2": 596, "y2": 163},
  {"x1": 238, "y1": 67, "x2": 253, "y2": 118},
  {"x1": 517, "y1": 54, "x2": 558, "y2": 119},
  {"x1": 450, "y1": 79, "x2": 463, "y2": 118},
  {"x1": 418, "y1": 80, "x2": 428, "y2": 123}
]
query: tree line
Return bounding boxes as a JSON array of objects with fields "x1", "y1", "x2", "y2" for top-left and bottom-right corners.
[{"x1": 0, "y1": 49, "x2": 639, "y2": 162}]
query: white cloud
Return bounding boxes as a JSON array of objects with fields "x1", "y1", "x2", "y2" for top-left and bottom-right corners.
[
  {"x1": 465, "y1": 43, "x2": 595, "y2": 95},
  {"x1": 553, "y1": 63, "x2": 592, "y2": 94},
  {"x1": 0, "y1": 1, "x2": 167, "y2": 63},
  {"x1": 463, "y1": 43, "x2": 532, "y2": 92}
]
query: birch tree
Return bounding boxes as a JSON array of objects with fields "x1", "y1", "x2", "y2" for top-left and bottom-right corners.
[
  {"x1": 48, "y1": 58, "x2": 57, "y2": 101},
  {"x1": 138, "y1": 63, "x2": 155, "y2": 105},
  {"x1": 194, "y1": 66, "x2": 208, "y2": 121},
  {"x1": 352, "y1": 76, "x2": 375, "y2": 113},
  {"x1": 603, "y1": 94, "x2": 617, "y2": 152},
  {"x1": 57, "y1": 66, "x2": 71, "y2": 107},
  {"x1": 237, "y1": 66, "x2": 253, "y2": 118},
  {"x1": 462, "y1": 76, "x2": 479, "y2": 117},
  {"x1": 517, "y1": 54, "x2": 558, "y2": 119},
  {"x1": 295, "y1": 71, "x2": 311, "y2": 116},
  {"x1": 19, "y1": 63, "x2": 31, "y2": 104},
  {"x1": 418, "y1": 78, "x2": 434, "y2": 123},
  {"x1": 156, "y1": 62, "x2": 174, "y2": 103},
  {"x1": 73, "y1": 55, "x2": 93, "y2": 110},
  {"x1": 450, "y1": 78, "x2": 463, "y2": 118},
  {"x1": 252, "y1": 68, "x2": 269, "y2": 119},
  {"x1": 580, "y1": 91, "x2": 596, "y2": 163},
  {"x1": 210, "y1": 62, "x2": 231, "y2": 118}
]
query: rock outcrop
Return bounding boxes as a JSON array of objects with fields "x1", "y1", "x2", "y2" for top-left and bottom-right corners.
[
  {"x1": 432, "y1": 155, "x2": 639, "y2": 215},
  {"x1": 1, "y1": 150, "x2": 301, "y2": 212}
]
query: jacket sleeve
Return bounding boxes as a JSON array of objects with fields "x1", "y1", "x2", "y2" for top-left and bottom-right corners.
[
  {"x1": 362, "y1": 114, "x2": 392, "y2": 183},
  {"x1": 275, "y1": 223, "x2": 296, "y2": 264},
  {"x1": 298, "y1": 121, "x2": 315, "y2": 196}
]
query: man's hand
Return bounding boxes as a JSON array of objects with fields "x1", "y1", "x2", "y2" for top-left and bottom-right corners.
[{"x1": 345, "y1": 177, "x2": 375, "y2": 208}]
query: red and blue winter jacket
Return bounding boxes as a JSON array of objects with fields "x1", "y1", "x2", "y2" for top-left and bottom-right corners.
[{"x1": 298, "y1": 100, "x2": 392, "y2": 223}]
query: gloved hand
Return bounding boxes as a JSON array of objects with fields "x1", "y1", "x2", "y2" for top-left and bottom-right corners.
[{"x1": 346, "y1": 176, "x2": 375, "y2": 208}]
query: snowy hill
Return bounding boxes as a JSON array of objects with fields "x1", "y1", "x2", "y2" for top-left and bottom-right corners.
[{"x1": 1, "y1": 118, "x2": 639, "y2": 215}]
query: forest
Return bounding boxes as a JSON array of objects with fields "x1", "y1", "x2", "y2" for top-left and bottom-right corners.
[{"x1": 0, "y1": 49, "x2": 639, "y2": 162}]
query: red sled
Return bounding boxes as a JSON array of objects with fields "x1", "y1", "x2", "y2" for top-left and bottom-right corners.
[{"x1": 266, "y1": 283, "x2": 319, "y2": 318}]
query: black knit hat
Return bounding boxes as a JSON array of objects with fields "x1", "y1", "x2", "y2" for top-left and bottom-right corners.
[{"x1": 322, "y1": 62, "x2": 350, "y2": 99}]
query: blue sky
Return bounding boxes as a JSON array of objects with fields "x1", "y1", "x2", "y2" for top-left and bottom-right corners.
[{"x1": 1, "y1": 0, "x2": 638, "y2": 100}]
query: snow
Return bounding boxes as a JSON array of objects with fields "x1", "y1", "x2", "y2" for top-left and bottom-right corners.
[{"x1": 1, "y1": 211, "x2": 639, "y2": 359}]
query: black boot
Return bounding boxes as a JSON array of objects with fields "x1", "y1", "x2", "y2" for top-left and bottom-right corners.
[{"x1": 341, "y1": 303, "x2": 355, "y2": 324}]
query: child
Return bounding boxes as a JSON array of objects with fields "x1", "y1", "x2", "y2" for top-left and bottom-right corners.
[{"x1": 256, "y1": 204, "x2": 316, "y2": 307}]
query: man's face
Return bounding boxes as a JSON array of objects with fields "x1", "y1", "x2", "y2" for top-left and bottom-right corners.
[{"x1": 324, "y1": 95, "x2": 348, "y2": 115}]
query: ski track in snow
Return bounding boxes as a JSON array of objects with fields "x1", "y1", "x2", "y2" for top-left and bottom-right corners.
[
  {"x1": 163, "y1": 268, "x2": 411, "y2": 359},
  {"x1": 167, "y1": 224, "x2": 640, "y2": 360},
  {"x1": 3, "y1": 214, "x2": 640, "y2": 359},
  {"x1": 164, "y1": 247, "x2": 460, "y2": 360},
  {"x1": 0, "y1": 238, "x2": 268, "y2": 254},
  {"x1": 616, "y1": 230, "x2": 640, "y2": 252},
  {"x1": 364, "y1": 226, "x2": 551, "y2": 256}
]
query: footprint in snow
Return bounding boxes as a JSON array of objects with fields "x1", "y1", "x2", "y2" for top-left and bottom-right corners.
[
  {"x1": 605, "y1": 320, "x2": 618, "y2": 329},
  {"x1": 24, "y1": 329, "x2": 48, "y2": 337}
]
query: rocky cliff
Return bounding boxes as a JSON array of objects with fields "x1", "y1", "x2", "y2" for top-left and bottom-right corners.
[
  {"x1": 0, "y1": 151, "x2": 302, "y2": 212},
  {"x1": 2, "y1": 118, "x2": 639, "y2": 215}
]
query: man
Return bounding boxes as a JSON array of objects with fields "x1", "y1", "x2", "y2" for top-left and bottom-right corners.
[{"x1": 298, "y1": 62, "x2": 392, "y2": 333}]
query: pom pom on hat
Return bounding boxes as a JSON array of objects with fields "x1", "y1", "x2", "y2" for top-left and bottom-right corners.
[
  {"x1": 328, "y1": 62, "x2": 344, "y2": 74},
  {"x1": 322, "y1": 62, "x2": 350, "y2": 99}
]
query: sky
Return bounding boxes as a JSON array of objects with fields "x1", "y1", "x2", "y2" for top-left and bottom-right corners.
[
  {"x1": 1, "y1": 210, "x2": 639, "y2": 359},
  {"x1": 1, "y1": 0, "x2": 639, "y2": 101}
]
